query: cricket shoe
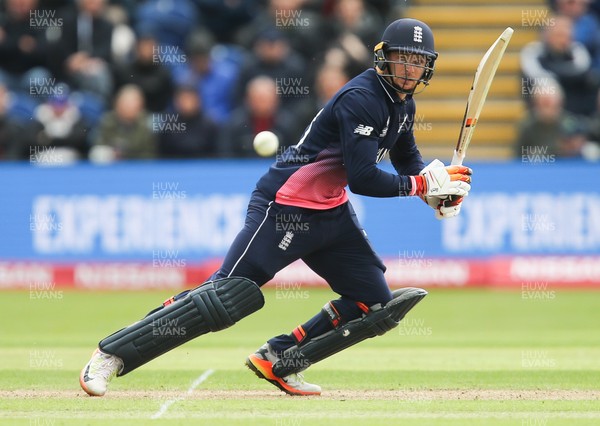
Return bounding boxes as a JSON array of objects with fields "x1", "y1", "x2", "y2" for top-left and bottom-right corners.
[
  {"x1": 80, "y1": 348, "x2": 124, "y2": 396},
  {"x1": 245, "y1": 343, "x2": 321, "y2": 396}
]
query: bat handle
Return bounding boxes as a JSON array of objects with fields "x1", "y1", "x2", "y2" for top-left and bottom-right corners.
[
  {"x1": 449, "y1": 150, "x2": 465, "y2": 202},
  {"x1": 451, "y1": 150, "x2": 464, "y2": 166}
]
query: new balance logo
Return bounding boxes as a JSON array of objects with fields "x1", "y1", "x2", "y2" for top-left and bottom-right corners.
[
  {"x1": 354, "y1": 124, "x2": 374, "y2": 136},
  {"x1": 414, "y1": 26, "x2": 423, "y2": 43},
  {"x1": 278, "y1": 231, "x2": 294, "y2": 250}
]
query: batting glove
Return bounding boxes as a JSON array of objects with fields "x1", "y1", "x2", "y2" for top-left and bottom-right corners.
[
  {"x1": 411, "y1": 162, "x2": 472, "y2": 198},
  {"x1": 417, "y1": 159, "x2": 472, "y2": 220},
  {"x1": 422, "y1": 195, "x2": 464, "y2": 219}
]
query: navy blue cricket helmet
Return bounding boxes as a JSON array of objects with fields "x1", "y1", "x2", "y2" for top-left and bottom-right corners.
[{"x1": 374, "y1": 18, "x2": 438, "y2": 94}]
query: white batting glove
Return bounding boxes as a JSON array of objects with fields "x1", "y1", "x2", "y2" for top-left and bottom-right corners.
[
  {"x1": 418, "y1": 159, "x2": 471, "y2": 220},
  {"x1": 412, "y1": 163, "x2": 472, "y2": 198},
  {"x1": 423, "y1": 195, "x2": 465, "y2": 219},
  {"x1": 436, "y1": 196, "x2": 464, "y2": 219}
]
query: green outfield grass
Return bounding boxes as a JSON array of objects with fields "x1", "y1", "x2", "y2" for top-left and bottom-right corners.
[{"x1": 1, "y1": 287, "x2": 599, "y2": 425}]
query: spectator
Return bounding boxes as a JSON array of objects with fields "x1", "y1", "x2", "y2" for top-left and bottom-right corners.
[
  {"x1": 0, "y1": 0, "x2": 52, "y2": 93},
  {"x1": 135, "y1": 0, "x2": 198, "y2": 49},
  {"x1": 195, "y1": 0, "x2": 258, "y2": 44},
  {"x1": 0, "y1": 84, "x2": 16, "y2": 159},
  {"x1": 583, "y1": 91, "x2": 600, "y2": 159},
  {"x1": 91, "y1": 84, "x2": 157, "y2": 160},
  {"x1": 172, "y1": 29, "x2": 239, "y2": 125},
  {"x1": 219, "y1": 75, "x2": 297, "y2": 157},
  {"x1": 589, "y1": 0, "x2": 600, "y2": 20},
  {"x1": 555, "y1": 0, "x2": 600, "y2": 71},
  {"x1": 39, "y1": 0, "x2": 71, "y2": 11},
  {"x1": 48, "y1": 0, "x2": 115, "y2": 100},
  {"x1": 235, "y1": 0, "x2": 337, "y2": 63},
  {"x1": 297, "y1": 64, "x2": 349, "y2": 128},
  {"x1": 320, "y1": 37, "x2": 371, "y2": 80},
  {"x1": 103, "y1": 2, "x2": 136, "y2": 65},
  {"x1": 559, "y1": 117, "x2": 590, "y2": 157},
  {"x1": 313, "y1": 65, "x2": 350, "y2": 107},
  {"x1": 235, "y1": 28, "x2": 306, "y2": 108},
  {"x1": 521, "y1": 15, "x2": 600, "y2": 116},
  {"x1": 30, "y1": 85, "x2": 90, "y2": 162},
  {"x1": 0, "y1": 83, "x2": 38, "y2": 160},
  {"x1": 113, "y1": 33, "x2": 174, "y2": 112},
  {"x1": 158, "y1": 85, "x2": 219, "y2": 158},
  {"x1": 331, "y1": 0, "x2": 382, "y2": 50},
  {"x1": 322, "y1": 0, "x2": 398, "y2": 23},
  {"x1": 515, "y1": 83, "x2": 588, "y2": 159},
  {"x1": 325, "y1": 0, "x2": 380, "y2": 77}
]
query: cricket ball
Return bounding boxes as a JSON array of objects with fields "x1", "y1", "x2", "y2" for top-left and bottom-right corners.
[{"x1": 253, "y1": 131, "x2": 279, "y2": 157}]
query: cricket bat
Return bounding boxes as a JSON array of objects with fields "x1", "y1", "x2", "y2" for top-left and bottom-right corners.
[{"x1": 451, "y1": 27, "x2": 514, "y2": 166}]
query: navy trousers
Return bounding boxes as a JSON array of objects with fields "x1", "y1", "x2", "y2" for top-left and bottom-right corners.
[{"x1": 210, "y1": 189, "x2": 393, "y2": 354}]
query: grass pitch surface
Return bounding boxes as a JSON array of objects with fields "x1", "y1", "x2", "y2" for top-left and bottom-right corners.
[{"x1": 1, "y1": 287, "x2": 599, "y2": 425}]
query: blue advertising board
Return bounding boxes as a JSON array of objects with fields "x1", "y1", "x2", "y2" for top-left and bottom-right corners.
[{"x1": 0, "y1": 160, "x2": 598, "y2": 261}]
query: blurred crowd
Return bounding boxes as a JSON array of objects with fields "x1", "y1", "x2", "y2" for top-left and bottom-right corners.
[
  {"x1": 0, "y1": 0, "x2": 406, "y2": 163},
  {"x1": 3, "y1": 0, "x2": 598, "y2": 164},
  {"x1": 517, "y1": 0, "x2": 600, "y2": 161}
]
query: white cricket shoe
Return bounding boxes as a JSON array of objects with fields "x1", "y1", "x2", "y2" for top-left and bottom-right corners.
[
  {"x1": 245, "y1": 343, "x2": 321, "y2": 396},
  {"x1": 79, "y1": 348, "x2": 124, "y2": 396}
]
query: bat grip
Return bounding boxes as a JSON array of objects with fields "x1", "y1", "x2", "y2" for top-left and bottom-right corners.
[
  {"x1": 451, "y1": 150, "x2": 464, "y2": 166},
  {"x1": 449, "y1": 150, "x2": 465, "y2": 202}
]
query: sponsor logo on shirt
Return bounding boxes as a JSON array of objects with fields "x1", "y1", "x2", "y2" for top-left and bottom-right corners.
[{"x1": 354, "y1": 124, "x2": 374, "y2": 136}]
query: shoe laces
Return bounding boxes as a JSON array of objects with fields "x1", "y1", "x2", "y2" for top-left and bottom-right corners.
[
  {"x1": 285, "y1": 372, "x2": 306, "y2": 385},
  {"x1": 93, "y1": 353, "x2": 123, "y2": 381}
]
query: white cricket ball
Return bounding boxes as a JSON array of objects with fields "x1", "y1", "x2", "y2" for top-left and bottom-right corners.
[{"x1": 253, "y1": 131, "x2": 279, "y2": 157}]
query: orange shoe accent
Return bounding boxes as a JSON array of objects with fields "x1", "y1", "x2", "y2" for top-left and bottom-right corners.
[
  {"x1": 79, "y1": 372, "x2": 100, "y2": 396},
  {"x1": 245, "y1": 354, "x2": 320, "y2": 396},
  {"x1": 79, "y1": 371, "x2": 92, "y2": 396}
]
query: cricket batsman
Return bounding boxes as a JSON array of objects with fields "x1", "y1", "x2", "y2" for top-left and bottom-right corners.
[{"x1": 80, "y1": 18, "x2": 472, "y2": 397}]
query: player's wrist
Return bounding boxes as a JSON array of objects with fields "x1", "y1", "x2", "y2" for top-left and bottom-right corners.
[{"x1": 409, "y1": 175, "x2": 427, "y2": 196}]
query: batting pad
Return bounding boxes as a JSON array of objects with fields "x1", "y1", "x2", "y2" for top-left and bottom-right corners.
[
  {"x1": 272, "y1": 287, "x2": 427, "y2": 378},
  {"x1": 99, "y1": 277, "x2": 264, "y2": 375}
]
